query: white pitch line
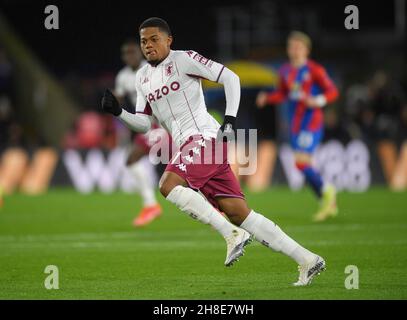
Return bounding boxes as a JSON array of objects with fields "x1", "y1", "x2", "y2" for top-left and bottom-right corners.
[
  {"x1": 0, "y1": 223, "x2": 405, "y2": 244},
  {"x1": 1, "y1": 239, "x2": 406, "y2": 250}
]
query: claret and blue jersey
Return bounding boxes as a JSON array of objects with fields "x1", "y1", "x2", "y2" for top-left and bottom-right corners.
[{"x1": 267, "y1": 59, "x2": 338, "y2": 153}]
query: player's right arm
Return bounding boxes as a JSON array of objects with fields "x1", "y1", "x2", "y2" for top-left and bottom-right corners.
[
  {"x1": 101, "y1": 84, "x2": 153, "y2": 133},
  {"x1": 256, "y1": 70, "x2": 288, "y2": 108}
]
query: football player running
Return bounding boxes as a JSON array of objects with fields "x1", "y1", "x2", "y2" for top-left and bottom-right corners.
[{"x1": 102, "y1": 18, "x2": 325, "y2": 286}]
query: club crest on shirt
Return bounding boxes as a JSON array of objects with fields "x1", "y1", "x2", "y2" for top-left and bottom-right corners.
[
  {"x1": 302, "y1": 71, "x2": 310, "y2": 81},
  {"x1": 165, "y1": 62, "x2": 174, "y2": 77}
]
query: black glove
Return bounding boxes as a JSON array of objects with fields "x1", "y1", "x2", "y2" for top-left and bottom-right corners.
[
  {"x1": 101, "y1": 89, "x2": 122, "y2": 116},
  {"x1": 217, "y1": 115, "x2": 236, "y2": 142}
]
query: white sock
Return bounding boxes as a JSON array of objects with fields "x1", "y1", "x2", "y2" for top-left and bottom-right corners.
[
  {"x1": 240, "y1": 210, "x2": 316, "y2": 265},
  {"x1": 166, "y1": 185, "x2": 238, "y2": 238},
  {"x1": 128, "y1": 160, "x2": 157, "y2": 207}
]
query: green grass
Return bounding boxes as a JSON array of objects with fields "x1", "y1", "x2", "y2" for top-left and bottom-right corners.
[{"x1": 0, "y1": 187, "x2": 406, "y2": 299}]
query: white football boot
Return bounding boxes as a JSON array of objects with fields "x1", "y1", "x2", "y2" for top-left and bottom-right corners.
[
  {"x1": 293, "y1": 255, "x2": 326, "y2": 286},
  {"x1": 224, "y1": 228, "x2": 253, "y2": 267}
]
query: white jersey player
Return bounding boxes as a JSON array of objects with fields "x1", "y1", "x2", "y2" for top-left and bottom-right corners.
[
  {"x1": 102, "y1": 17, "x2": 326, "y2": 286},
  {"x1": 114, "y1": 39, "x2": 162, "y2": 227}
]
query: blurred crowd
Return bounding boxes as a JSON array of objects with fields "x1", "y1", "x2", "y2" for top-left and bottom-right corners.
[
  {"x1": 343, "y1": 70, "x2": 407, "y2": 145},
  {"x1": 0, "y1": 47, "x2": 24, "y2": 152}
]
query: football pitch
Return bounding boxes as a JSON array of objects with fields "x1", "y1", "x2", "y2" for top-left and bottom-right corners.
[{"x1": 0, "y1": 187, "x2": 406, "y2": 300}]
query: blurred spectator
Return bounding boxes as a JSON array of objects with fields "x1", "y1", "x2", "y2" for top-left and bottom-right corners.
[
  {"x1": 323, "y1": 106, "x2": 351, "y2": 144},
  {"x1": 0, "y1": 101, "x2": 24, "y2": 148},
  {"x1": 366, "y1": 70, "x2": 407, "y2": 188},
  {"x1": 0, "y1": 98, "x2": 13, "y2": 149},
  {"x1": 0, "y1": 48, "x2": 24, "y2": 150},
  {"x1": 62, "y1": 111, "x2": 116, "y2": 149},
  {"x1": 344, "y1": 83, "x2": 371, "y2": 139},
  {"x1": 0, "y1": 48, "x2": 13, "y2": 98},
  {"x1": 368, "y1": 70, "x2": 406, "y2": 143},
  {"x1": 344, "y1": 70, "x2": 407, "y2": 142}
]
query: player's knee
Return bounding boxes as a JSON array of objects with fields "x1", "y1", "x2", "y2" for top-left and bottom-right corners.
[
  {"x1": 295, "y1": 161, "x2": 309, "y2": 172},
  {"x1": 295, "y1": 154, "x2": 312, "y2": 172},
  {"x1": 294, "y1": 152, "x2": 311, "y2": 170},
  {"x1": 159, "y1": 178, "x2": 182, "y2": 198},
  {"x1": 159, "y1": 172, "x2": 187, "y2": 198}
]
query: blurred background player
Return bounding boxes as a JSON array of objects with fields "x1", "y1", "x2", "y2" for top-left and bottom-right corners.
[
  {"x1": 114, "y1": 39, "x2": 162, "y2": 227},
  {"x1": 256, "y1": 31, "x2": 339, "y2": 222}
]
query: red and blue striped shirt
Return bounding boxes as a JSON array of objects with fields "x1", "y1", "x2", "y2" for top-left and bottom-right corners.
[{"x1": 266, "y1": 59, "x2": 338, "y2": 133}]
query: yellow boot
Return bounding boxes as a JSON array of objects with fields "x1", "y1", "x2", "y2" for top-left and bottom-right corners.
[
  {"x1": 0, "y1": 185, "x2": 3, "y2": 209},
  {"x1": 313, "y1": 184, "x2": 338, "y2": 222}
]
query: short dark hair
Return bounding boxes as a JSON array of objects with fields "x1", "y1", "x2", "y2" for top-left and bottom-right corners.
[{"x1": 139, "y1": 17, "x2": 172, "y2": 36}]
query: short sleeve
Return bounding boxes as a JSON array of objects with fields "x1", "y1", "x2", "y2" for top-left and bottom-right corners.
[{"x1": 178, "y1": 50, "x2": 225, "y2": 82}]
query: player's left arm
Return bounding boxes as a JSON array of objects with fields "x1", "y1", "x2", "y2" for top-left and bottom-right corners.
[
  {"x1": 180, "y1": 51, "x2": 240, "y2": 139},
  {"x1": 305, "y1": 64, "x2": 339, "y2": 108},
  {"x1": 216, "y1": 65, "x2": 240, "y2": 137}
]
